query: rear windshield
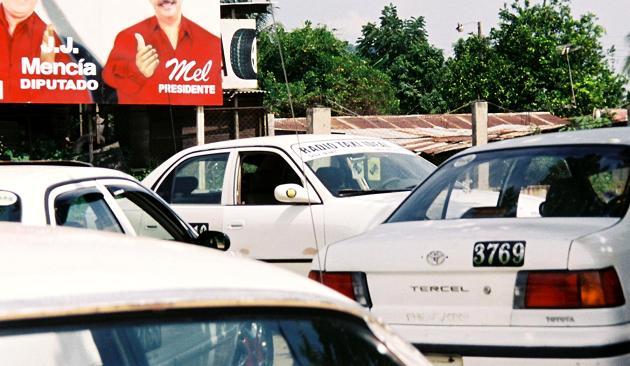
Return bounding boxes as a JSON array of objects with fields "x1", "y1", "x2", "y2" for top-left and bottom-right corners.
[
  {"x1": 389, "y1": 145, "x2": 630, "y2": 222},
  {"x1": 0, "y1": 191, "x2": 21, "y2": 222},
  {"x1": 0, "y1": 309, "x2": 404, "y2": 366}
]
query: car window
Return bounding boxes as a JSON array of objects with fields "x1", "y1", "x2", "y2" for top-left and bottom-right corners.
[
  {"x1": 307, "y1": 153, "x2": 434, "y2": 197},
  {"x1": 0, "y1": 191, "x2": 20, "y2": 222},
  {"x1": 389, "y1": 145, "x2": 630, "y2": 222},
  {"x1": 54, "y1": 189, "x2": 123, "y2": 233},
  {"x1": 238, "y1": 152, "x2": 302, "y2": 205},
  {"x1": 0, "y1": 311, "x2": 404, "y2": 366},
  {"x1": 157, "y1": 153, "x2": 229, "y2": 204},
  {"x1": 107, "y1": 185, "x2": 192, "y2": 242}
]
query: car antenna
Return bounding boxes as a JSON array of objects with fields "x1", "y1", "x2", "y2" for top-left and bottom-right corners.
[{"x1": 270, "y1": 6, "x2": 324, "y2": 280}]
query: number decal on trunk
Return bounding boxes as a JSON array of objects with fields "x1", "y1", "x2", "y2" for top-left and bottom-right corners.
[{"x1": 473, "y1": 241, "x2": 526, "y2": 267}]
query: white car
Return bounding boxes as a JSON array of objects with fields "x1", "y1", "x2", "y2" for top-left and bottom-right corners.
[
  {"x1": 310, "y1": 127, "x2": 630, "y2": 365},
  {"x1": 0, "y1": 162, "x2": 228, "y2": 249},
  {"x1": 0, "y1": 223, "x2": 430, "y2": 366},
  {"x1": 143, "y1": 135, "x2": 435, "y2": 273}
]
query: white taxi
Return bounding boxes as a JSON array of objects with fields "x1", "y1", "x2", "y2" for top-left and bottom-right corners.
[
  {"x1": 143, "y1": 135, "x2": 435, "y2": 273},
  {"x1": 0, "y1": 162, "x2": 228, "y2": 249},
  {"x1": 310, "y1": 127, "x2": 630, "y2": 365},
  {"x1": 0, "y1": 223, "x2": 430, "y2": 366}
]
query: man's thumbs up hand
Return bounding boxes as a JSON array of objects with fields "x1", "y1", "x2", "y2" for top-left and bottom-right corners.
[
  {"x1": 134, "y1": 33, "x2": 159, "y2": 78},
  {"x1": 40, "y1": 24, "x2": 56, "y2": 63},
  {"x1": 135, "y1": 33, "x2": 146, "y2": 50}
]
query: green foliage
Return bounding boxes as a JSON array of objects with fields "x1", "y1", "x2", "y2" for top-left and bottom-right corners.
[
  {"x1": 0, "y1": 137, "x2": 77, "y2": 161},
  {"x1": 561, "y1": 115, "x2": 613, "y2": 131},
  {"x1": 258, "y1": 23, "x2": 399, "y2": 117},
  {"x1": 356, "y1": 5, "x2": 447, "y2": 114},
  {"x1": 443, "y1": 0, "x2": 626, "y2": 116}
]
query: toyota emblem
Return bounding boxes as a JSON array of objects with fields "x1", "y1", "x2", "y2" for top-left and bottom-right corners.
[{"x1": 426, "y1": 250, "x2": 447, "y2": 266}]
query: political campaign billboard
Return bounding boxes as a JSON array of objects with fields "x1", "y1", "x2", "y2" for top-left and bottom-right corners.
[{"x1": 0, "y1": 0, "x2": 223, "y2": 105}]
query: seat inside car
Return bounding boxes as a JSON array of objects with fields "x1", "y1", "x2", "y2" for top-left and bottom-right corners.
[
  {"x1": 172, "y1": 176, "x2": 199, "y2": 203},
  {"x1": 316, "y1": 166, "x2": 360, "y2": 194},
  {"x1": 540, "y1": 176, "x2": 605, "y2": 217}
]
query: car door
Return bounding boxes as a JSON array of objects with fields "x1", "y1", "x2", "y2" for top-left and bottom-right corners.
[
  {"x1": 48, "y1": 179, "x2": 197, "y2": 243},
  {"x1": 98, "y1": 179, "x2": 198, "y2": 243},
  {"x1": 48, "y1": 181, "x2": 127, "y2": 234},
  {"x1": 153, "y1": 150, "x2": 232, "y2": 234},
  {"x1": 222, "y1": 147, "x2": 325, "y2": 274}
]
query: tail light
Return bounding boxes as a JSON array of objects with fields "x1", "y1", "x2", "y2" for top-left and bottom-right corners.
[
  {"x1": 308, "y1": 271, "x2": 372, "y2": 307},
  {"x1": 514, "y1": 267, "x2": 625, "y2": 309}
]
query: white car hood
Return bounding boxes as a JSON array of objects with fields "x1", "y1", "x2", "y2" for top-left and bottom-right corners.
[
  {"x1": 324, "y1": 217, "x2": 620, "y2": 271},
  {"x1": 323, "y1": 191, "x2": 410, "y2": 245}
]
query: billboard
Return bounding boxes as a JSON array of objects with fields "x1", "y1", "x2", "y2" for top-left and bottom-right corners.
[
  {"x1": 221, "y1": 19, "x2": 257, "y2": 90},
  {"x1": 0, "y1": 0, "x2": 223, "y2": 105}
]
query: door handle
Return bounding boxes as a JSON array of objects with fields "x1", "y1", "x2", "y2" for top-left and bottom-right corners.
[{"x1": 228, "y1": 221, "x2": 244, "y2": 229}]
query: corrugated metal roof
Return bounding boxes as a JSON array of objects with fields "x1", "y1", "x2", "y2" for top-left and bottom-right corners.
[{"x1": 274, "y1": 112, "x2": 568, "y2": 156}]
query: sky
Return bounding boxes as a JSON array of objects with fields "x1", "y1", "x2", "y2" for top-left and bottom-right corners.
[{"x1": 274, "y1": 0, "x2": 628, "y2": 74}]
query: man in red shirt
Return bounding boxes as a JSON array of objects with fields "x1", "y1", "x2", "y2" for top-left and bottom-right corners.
[
  {"x1": 0, "y1": 0, "x2": 92, "y2": 103},
  {"x1": 103, "y1": 0, "x2": 223, "y2": 105}
]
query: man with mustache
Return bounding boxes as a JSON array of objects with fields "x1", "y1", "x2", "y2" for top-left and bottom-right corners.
[
  {"x1": 0, "y1": 0, "x2": 91, "y2": 103},
  {"x1": 103, "y1": 0, "x2": 222, "y2": 105}
]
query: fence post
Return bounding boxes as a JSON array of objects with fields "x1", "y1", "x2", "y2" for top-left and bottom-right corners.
[
  {"x1": 267, "y1": 113, "x2": 275, "y2": 136},
  {"x1": 307, "y1": 107, "x2": 331, "y2": 134},
  {"x1": 472, "y1": 101, "x2": 489, "y2": 189},
  {"x1": 196, "y1": 106, "x2": 205, "y2": 146},
  {"x1": 233, "y1": 94, "x2": 240, "y2": 139},
  {"x1": 472, "y1": 101, "x2": 488, "y2": 146}
]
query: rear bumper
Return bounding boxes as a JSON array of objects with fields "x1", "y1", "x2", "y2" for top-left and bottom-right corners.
[{"x1": 391, "y1": 322, "x2": 630, "y2": 360}]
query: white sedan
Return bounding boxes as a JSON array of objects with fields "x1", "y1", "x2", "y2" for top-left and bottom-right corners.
[
  {"x1": 143, "y1": 135, "x2": 435, "y2": 273},
  {"x1": 0, "y1": 162, "x2": 228, "y2": 249},
  {"x1": 0, "y1": 223, "x2": 430, "y2": 366},
  {"x1": 310, "y1": 127, "x2": 630, "y2": 365}
]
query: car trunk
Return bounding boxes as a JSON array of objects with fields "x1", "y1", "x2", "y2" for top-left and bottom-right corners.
[{"x1": 325, "y1": 218, "x2": 616, "y2": 327}]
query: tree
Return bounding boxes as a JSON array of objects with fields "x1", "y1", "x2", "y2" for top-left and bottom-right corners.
[
  {"x1": 356, "y1": 5, "x2": 448, "y2": 114},
  {"x1": 443, "y1": 0, "x2": 626, "y2": 116},
  {"x1": 258, "y1": 23, "x2": 399, "y2": 117}
]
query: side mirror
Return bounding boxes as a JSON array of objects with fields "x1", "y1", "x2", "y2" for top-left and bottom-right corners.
[
  {"x1": 274, "y1": 184, "x2": 318, "y2": 204},
  {"x1": 196, "y1": 230, "x2": 231, "y2": 251}
]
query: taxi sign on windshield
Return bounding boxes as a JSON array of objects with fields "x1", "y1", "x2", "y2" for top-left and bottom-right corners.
[{"x1": 292, "y1": 139, "x2": 406, "y2": 161}]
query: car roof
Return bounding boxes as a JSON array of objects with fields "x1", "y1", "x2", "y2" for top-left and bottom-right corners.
[
  {"x1": 0, "y1": 223, "x2": 356, "y2": 322},
  {"x1": 0, "y1": 165, "x2": 134, "y2": 191},
  {"x1": 456, "y1": 127, "x2": 630, "y2": 158},
  {"x1": 178, "y1": 134, "x2": 403, "y2": 154}
]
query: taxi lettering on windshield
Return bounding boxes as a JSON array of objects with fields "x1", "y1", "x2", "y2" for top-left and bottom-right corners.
[{"x1": 292, "y1": 139, "x2": 404, "y2": 161}]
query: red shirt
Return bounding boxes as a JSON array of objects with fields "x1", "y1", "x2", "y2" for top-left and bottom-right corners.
[
  {"x1": 0, "y1": 5, "x2": 92, "y2": 104},
  {"x1": 103, "y1": 16, "x2": 223, "y2": 105}
]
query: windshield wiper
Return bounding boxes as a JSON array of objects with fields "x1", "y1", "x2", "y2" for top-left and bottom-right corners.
[{"x1": 337, "y1": 188, "x2": 411, "y2": 197}]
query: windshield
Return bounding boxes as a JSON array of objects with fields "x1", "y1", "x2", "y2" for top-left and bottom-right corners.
[
  {"x1": 0, "y1": 310, "x2": 406, "y2": 366},
  {"x1": 308, "y1": 153, "x2": 435, "y2": 197},
  {"x1": 389, "y1": 145, "x2": 630, "y2": 222}
]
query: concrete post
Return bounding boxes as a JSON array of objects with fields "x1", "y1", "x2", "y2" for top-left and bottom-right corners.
[
  {"x1": 266, "y1": 113, "x2": 275, "y2": 136},
  {"x1": 307, "y1": 107, "x2": 331, "y2": 134},
  {"x1": 233, "y1": 94, "x2": 240, "y2": 139},
  {"x1": 472, "y1": 101, "x2": 488, "y2": 146},
  {"x1": 472, "y1": 101, "x2": 489, "y2": 189},
  {"x1": 196, "y1": 106, "x2": 205, "y2": 146}
]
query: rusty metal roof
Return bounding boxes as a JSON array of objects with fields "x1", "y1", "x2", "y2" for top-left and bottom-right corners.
[{"x1": 274, "y1": 112, "x2": 568, "y2": 157}]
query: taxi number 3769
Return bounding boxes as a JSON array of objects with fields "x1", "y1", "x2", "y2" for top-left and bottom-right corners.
[{"x1": 473, "y1": 241, "x2": 526, "y2": 267}]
